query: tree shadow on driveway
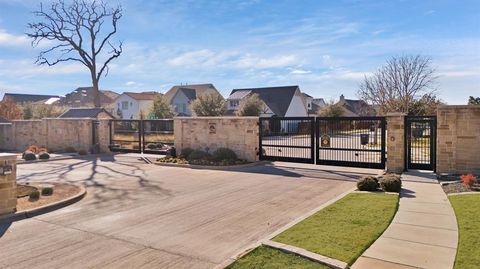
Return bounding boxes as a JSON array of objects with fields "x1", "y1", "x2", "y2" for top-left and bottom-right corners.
[{"x1": 16, "y1": 154, "x2": 172, "y2": 209}]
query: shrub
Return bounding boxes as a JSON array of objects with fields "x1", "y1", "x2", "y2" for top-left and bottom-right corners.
[
  {"x1": 27, "y1": 145, "x2": 39, "y2": 154},
  {"x1": 460, "y1": 173, "x2": 477, "y2": 188},
  {"x1": 380, "y1": 175, "x2": 402, "y2": 192},
  {"x1": 39, "y1": 151, "x2": 50, "y2": 160},
  {"x1": 23, "y1": 150, "x2": 37, "y2": 161},
  {"x1": 213, "y1": 148, "x2": 237, "y2": 161},
  {"x1": 188, "y1": 149, "x2": 210, "y2": 160},
  {"x1": 38, "y1": 147, "x2": 48, "y2": 153},
  {"x1": 41, "y1": 187, "x2": 54, "y2": 196},
  {"x1": 357, "y1": 176, "x2": 379, "y2": 191},
  {"x1": 180, "y1": 148, "x2": 194, "y2": 158},
  {"x1": 65, "y1": 146, "x2": 76, "y2": 153},
  {"x1": 29, "y1": 190, "x2": 40, "y2": 200},
  {"x1": 146, "y1": 143, "x2": 158, "y2": 150},
  {"x1": 78, "y1": 149, "x2": 88, "y2": 155}
]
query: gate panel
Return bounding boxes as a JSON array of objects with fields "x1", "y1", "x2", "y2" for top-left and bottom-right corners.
[
  {"x1": 259, "y1": 117, "x2": 315, "y2": 163},
  {"x1": 316, "y1": 117, "x2": 386, "y2": 169},
  {"x1": 142, "y1": 119, "x2": 174, "y2": 154},
  {"x1": 406, "y1": 116, "x2": 436, "y2": 171},
  {"x1": 109, "y1": 119, "x2": 142, "y2": 153}
]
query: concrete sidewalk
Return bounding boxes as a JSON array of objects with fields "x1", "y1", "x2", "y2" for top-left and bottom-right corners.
[{"x1": 352, "y1": 171, "x2": 458, "y2": 269}]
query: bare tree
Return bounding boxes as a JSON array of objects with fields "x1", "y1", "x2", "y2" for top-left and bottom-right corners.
[
  {"x1": 27, "y1": 0, "x2": 123, "y2": 107},
  {"x1": 358, "y1": 55, "x2": 438, "y2": 115}
]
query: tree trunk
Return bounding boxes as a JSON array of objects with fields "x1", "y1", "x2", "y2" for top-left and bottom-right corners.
[{"x1": 91, "y1": 73, "x2": 101, "y2": 108}]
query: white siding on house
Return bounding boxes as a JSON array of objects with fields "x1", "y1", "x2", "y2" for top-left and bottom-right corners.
[
  {"x1": 171, "y1": 91, "x2": 192, "y2": 116},
  {"x1": 285, "y1": 89, "x2": 308, "y2": 117},
  {"x1": 114, "y1": 94, "x2": 154, "y2": 119}
]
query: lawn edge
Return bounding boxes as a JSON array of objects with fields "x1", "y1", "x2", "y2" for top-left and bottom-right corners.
[
  {"x1": 214, "y1": 185, "x2": 357, "y2": 269},
  {"x1": 262, "y1": 239, "x2": 349, "y2": 269}
]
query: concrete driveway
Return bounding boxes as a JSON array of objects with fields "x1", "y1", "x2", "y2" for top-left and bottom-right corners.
[{"x1": 0, "y1": 154, "x2": 379, "y2": 268}]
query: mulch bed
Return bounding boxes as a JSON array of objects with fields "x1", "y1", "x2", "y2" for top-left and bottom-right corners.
[
  {"x1": 157, "y1": 157, "x2": 249, "y2": 166},
  {"x1": 442, "y1": 182, "x2": 480, "y2": 194},
  {"x1": 16, "y1": 183, "x2": 81, "y2": 212}
]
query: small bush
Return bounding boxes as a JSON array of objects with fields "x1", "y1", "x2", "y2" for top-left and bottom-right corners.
[
  {"x1": 29, "y1": 190, "x2": 40, "y2": 200},
  {"x1": 65, "y1": 146, "x2": 76, "y2": 153},
  {"x1": 23, "y1": 150, "x2": 37, "y2": 161},
  {"x1": 146, "y1": 143, "x2": 158, "y2": 150},
  {"x1": 187, "y1": 149, "x2": 210, "y2": 160},
  {"x1": 78, "y1": 149, "x2": 88, "y2": 155},
  {"x1": 39, "y1": 151, "x2": 50, "y2": 160},
  {"x1": 38, "y1": 147, "x2": 48, "y2": 153},
  {"x1": 41, "y1": 187, "x2": 54, "y2": 196},
  {"x1": 180, "y1": 148, "x2": 194, "y2": 158},
  {"x1": 213, "y1": 148, "x2": 237, "y2": 161},
  {"x1": 357, "y1": 176, "x2": 379, "y2": 191},
  {"x1": 380, "y1": 175, "x2": 402, "y2": 192},
  {"x1": 27, "y1": 145, "x2": 39, "y2": 154},
  {"x1": 460, "y1": 173, "x2": 477, "y2": 188}
]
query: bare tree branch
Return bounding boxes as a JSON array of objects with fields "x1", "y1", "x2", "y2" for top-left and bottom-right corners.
[
  {"x1": 26, "y1": 0, "x2": 123, "y2": 107},
  {"x1": 358, "y1": 55, "x2": 439, "y2": 115}
]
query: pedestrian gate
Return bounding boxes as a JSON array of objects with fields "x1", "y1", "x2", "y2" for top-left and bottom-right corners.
[
  {"x1": 259, "y1": 117, "x2": 386, "y2": 169},
  {"x1": 109, "y1": 119, "x2": 174, "y2": 154},
  {"x1": 405, "y1": 116, "x2": 436, "y2": 171}
]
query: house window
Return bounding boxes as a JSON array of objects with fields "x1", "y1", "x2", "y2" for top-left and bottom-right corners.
[
  {"x1": 230, "y1": 100, "x2": 239, "y2": 107},
  {"x1": 122, "y1": 101, "x2": 128, "y2": 110}
]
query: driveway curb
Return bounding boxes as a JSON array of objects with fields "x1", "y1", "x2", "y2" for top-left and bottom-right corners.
[
  {"x1": 153, "y1": 160, "x2": 272, "y2": 170},
  {"x1": 0, "y1": 185, "x2": 86, "y2": 223},
  {"x1": 16, "y1": 153, "x2": 118, "y2": 165}
]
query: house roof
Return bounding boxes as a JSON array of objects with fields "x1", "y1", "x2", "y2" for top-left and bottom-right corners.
[
  {"x1": 164, "y1": 83, "x2": 219, "y2": 103},
  {"x1": 229, "y1": 86, "x2": 300, "y2": 117},
  {"x1": 3, "y1": 93, "x2": 61, "y2": 104},
  {"x1": 178, "y1": 88, "x2": 197, "y2": 101},
  {"x1": 227, "y1": 90, "x2": 252, "y2": 100},
  {"x1": 58, "y1": 108, "x2": 114, "y2": 118},
  {"x1": 123, "y1": 92, "x2": 158, "y2": 101},
  {"x1": 338, "y1": 98, "x2": 375, "y2": 116}
]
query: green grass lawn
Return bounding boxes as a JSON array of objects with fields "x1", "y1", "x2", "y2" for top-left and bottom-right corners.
[
  {"x1": 273, "y1": 193, "x2": 398, "y2": 265},
  {"x1": 449, "y1": 194, "x2": 480, "y2": 269},
  {"x1": 226, "y1": 246, "x2": 330, "y2": 269}
]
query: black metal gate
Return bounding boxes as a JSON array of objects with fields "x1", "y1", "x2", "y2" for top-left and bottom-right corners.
[
  {"x1": 109, "y1": 119, "x2": 174, "y2": 154},
  {"x1": 259, "y1": 117, "x2": 315, "y2": 163},
  {"x1": 405, "y1": 116, "x2": 436, "y2": 171},
  {"x1": 317, "y1": 117, "x2": 386, "y2": 169},
  {"x1": 258, "y1": 116, "x2": 386, "y2": 168},
  {"x1": 109, "y1": 119, "x2": 142, "y2": 153}
]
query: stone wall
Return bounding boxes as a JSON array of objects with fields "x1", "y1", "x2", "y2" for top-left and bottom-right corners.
[
  {"x1": 437, "y1": 105, "x2": 480, "y2": 174},
  {"x1": 386, "y1": 113, "x2": 406, "y2": 173},
  {"x1": 0, "y1": 118, "x2": 102, "y2": 153},
  {"x1": 0, "y1": 153, "x2": 17, "y2": 215},
  {"x1": 174, "y1": 117, "x2": 259, "y2": 162}
]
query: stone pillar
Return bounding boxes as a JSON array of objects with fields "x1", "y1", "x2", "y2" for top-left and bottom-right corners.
[
  {"x1": 0, "y1": 153, "x2": 17, "y2": 215},
  {"x1": 386, "y1": 113, "x2": 406, "y2": 173},
  {"x1": 97, "y1": 119, "x2": 112, "y2": 153}
]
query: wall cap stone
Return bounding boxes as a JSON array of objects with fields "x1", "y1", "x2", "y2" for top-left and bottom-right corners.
[
  {"x1": 174, "y1": 116, "x2": 260, "y2": 120},
  {"x1": 385, "y1": 112, "x2": 406, "y2": 117}
]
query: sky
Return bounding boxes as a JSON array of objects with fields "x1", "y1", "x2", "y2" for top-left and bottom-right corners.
[{"x1": 0, "y1": 0, "x2": 479, "y2": 104}]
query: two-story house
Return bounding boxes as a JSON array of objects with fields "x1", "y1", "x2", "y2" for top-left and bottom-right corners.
[
  {"x1": 226, "y1": 85, "x2": 308, "y2": 117},
  {"x1": 163, "y1": 83, "x2": 221, "y2": 116},
  {"x1": 113, "y1": 92, "x2": 158, "y2": 119}
]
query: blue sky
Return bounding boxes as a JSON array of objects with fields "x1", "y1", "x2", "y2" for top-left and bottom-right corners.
[{"x1": 0, "y1": 0, "x2": 479, "y2": 104}]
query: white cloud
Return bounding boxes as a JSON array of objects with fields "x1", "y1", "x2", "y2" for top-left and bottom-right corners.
[
  {"x1": 0, "y1": 29, "x2": 29, "y2": 47},
  {"x1": 125, "y1": 81, "x2": 137, "y2": 86},
  {"x1": 233, "y1": 54, "x2": 298, "y2": 69},
  {"x1": 290, "y1": 69, "x2": 311, "y2": 74}
]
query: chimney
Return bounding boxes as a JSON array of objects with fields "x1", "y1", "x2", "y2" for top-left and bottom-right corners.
[{"x1": 340, "y1": 94, "x2": 345, "y2": 102}]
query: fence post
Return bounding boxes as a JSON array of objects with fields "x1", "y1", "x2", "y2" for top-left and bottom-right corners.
[{"x1": 385, "y1": 113, "x2": 406, "y2": 173}]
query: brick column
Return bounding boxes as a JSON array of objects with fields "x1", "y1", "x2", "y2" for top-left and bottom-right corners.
[
  {"x1": 386, "y1": 113, "x2": 406, "y2": 173},
  {"x1": 97, "y1": 119, "x2": 112, "y2": 153},
  {"x1": 0, "y1": 153, "x2": 17, "y2": 215}
]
